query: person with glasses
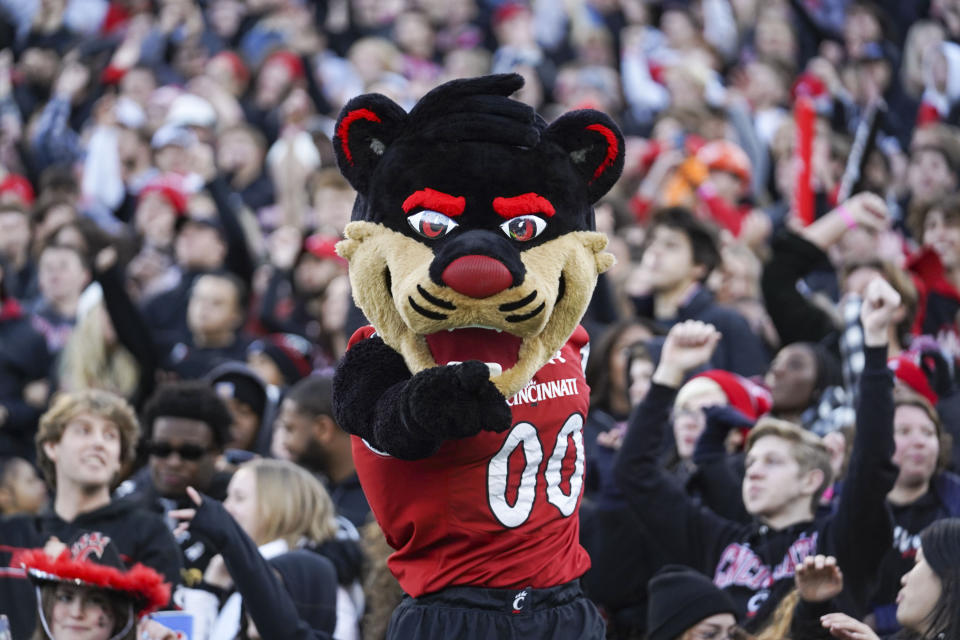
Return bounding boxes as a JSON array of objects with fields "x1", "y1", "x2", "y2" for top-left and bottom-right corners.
[
  {"x1": 115, "y1": 381, "x2": 234, "y2": 585},
  {"x1": 0, "y1": 389, "x2": 182, "y2": 638}
]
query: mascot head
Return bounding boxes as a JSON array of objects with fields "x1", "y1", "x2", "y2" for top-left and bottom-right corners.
[{"x1": 334, "y1": 74, "x2": 623, "y2": 397}]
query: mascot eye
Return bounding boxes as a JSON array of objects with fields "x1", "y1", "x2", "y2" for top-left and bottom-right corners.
[
  {"x1": 500, "y1": 215, "x2": 546, "y2": 242},
  {"x1": 408, "y1": 210, "x2": 459, "y2": 239}
]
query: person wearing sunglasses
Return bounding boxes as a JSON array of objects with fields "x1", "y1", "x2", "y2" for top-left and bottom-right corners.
[{"x1": 115, "y1": 381, "x2": 234, "y2": 587}]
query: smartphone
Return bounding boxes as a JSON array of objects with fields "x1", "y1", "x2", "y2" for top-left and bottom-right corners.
[{"x1": 149, "y1": 611, "x2": 193, "y2": 640}]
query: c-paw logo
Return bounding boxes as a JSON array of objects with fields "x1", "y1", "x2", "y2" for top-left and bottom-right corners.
[{"x1": 512, "y1": 588, "x2": 529, "y2": 614}]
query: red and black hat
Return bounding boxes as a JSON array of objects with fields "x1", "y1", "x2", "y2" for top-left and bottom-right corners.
[
  {"x1": 248, "y1": 333, "x2": 314, "y2": 386},
  {"x1": 15, "y1": 531, "x2": 170, "y2": 620}
]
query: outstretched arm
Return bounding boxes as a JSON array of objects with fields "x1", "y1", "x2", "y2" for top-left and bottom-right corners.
[
  {"x1": 614, "y1": 321, "x2": 742, "y2": 570},
  {"x1": 332, "y1": 333, "x2": 512, "y2": 460},
  {"x1": 827, "y1": 278, "x2": 899, "y2": 612},
  {"x1": 171, "y1": 488, "x2": 333, "y2": 640}
]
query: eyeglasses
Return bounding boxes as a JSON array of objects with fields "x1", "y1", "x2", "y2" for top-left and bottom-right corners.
[{"x1": 145, "y1": 441, "x2": 210, "y2": 460}]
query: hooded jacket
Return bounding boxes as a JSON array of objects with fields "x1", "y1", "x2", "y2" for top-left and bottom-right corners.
[
  {"x1": 115, "y1": 465, "x2": 233, "y2": 580},
  {"x1": 206, "y1": 361, "x2": 279, "y2": 457},
  {"x1": 0, "y1": 497, "x2": 183, "y2": 638},
  {"x1": 613, "y1": 346, "x2": 897, "y2": 630}
]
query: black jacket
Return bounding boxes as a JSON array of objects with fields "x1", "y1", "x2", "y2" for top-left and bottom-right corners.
[
  {"x1": 0, "y1": 300, "x2": 51, "y2": 460},
  {"x1": 0, "y1": 499, "x2": 183, "y2": 638},
  {"x1": 761, "y1": 231, "x2": 839, "y2": 349},
  {"x1": 871, "y1": 471, "x2": 960, "y2": 635},
  {"x1": 633, "y1": 288, "x2": 770, "y2": 377},
  {"x1": 613, "y1": 347, "x2": 897, "y2": 630},
  {"x1": 189, "y1": 493, "x2": 336, "y2": 640},
  {"x1": 0, "y1": 515, "x2": 44, "y2": 639},
  {"x1": 35, "y1": 499, "x2": 184, "y2": 588},
  {"x1": 115, "y1": 466, "x2": 233, "y2": 581}
]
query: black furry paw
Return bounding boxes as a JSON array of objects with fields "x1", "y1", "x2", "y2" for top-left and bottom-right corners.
[{"x1": 402, "y1": 361, "x2": 512, "y2": 440}]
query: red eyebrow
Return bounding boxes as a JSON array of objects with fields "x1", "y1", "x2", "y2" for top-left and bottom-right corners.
[
  {"x1": 492, "y1": 193, "x2": 556, "y2": 220},
  {"x1": 402, "y1": 188, "x2": 466, "y2": 217}
]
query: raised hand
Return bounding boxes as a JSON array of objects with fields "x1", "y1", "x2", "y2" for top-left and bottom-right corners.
[
  {"x1": 795, "y1": 554, "x2": 843, "y2": 603},
  {"x1": 267, "y1": 226, "x2": 304, "y2": 271},
  {"x1": 54, "y1": 62, "x2": 91, "y2": 101},
  {"x1": 859, "y1": 276, "x2": 901, "y2": 347},
  {"x1": 653, "y1": 320, "x2": 721, "y2": 387}
]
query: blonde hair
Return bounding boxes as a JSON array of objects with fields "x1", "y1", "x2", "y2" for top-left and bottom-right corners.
[
  {"x1": 674, "y1": 376, "x2": 726, "y2": 411},
  {"x1": 751, "y1": 589, "x2": 799, "y2": 640},
  {"x1": 245, "y1": 459, "x2": 338, "y2": 547},
  {"x1": 746, "y1": 418, "x2": 833, "y2": 511},
  {"x1": 58, "y1": 299, "x2": 139, "y2": 400},
  {"x1": 35, "y1": 390, "x2": 140, "y2": 488}
]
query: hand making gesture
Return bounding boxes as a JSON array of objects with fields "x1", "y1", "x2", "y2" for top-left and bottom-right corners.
[{"x1": 652, "y1": 320, "x2": 722, "y2": 388}]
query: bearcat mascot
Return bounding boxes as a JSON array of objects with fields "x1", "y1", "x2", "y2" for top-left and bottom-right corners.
[{"x1": 331, "y1": 74, "x2": 624, "y2": 639}]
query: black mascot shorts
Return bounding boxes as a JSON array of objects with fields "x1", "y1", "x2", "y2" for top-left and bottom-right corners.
[{"x1": 386, "y1": 580, "x2": 605, "y2": 639}]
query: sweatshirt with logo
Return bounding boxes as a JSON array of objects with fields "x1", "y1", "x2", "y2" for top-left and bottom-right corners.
[{"x1": 614, "y1": 346, "x2": 897, "y2": 631}]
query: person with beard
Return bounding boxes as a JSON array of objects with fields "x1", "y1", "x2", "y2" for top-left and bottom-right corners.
[
  {"x1": 274, "y1": 374, "x2": 369, "y2": 529},
  {"x1": 115, "y1": 381, "x2": 233, "y2": 586}
]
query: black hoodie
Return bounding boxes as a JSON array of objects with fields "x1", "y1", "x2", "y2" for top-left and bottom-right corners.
[
  {"x1": 0, "y1": 498, "x2": 183, "y2": 638},
  {"x1": 614, "y1": 346, "x2": 897, "y2": 630},
  {"x1": 34, "y1": 498, "x2": 184, "y2": 587},
  {"x1": 206, "y1": 361, "x2": 279, "y2": 457},
  {"x1": 115, "y1": 465, "x2": 233, "y2": 580}
]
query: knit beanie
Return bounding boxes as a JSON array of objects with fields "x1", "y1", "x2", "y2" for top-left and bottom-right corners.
[
  {"x1": 919, "y1": 518, "x2": 960, "y2": 579},
  {"x1": 647, "y1": 566, "x2": 737, "y2": 640},
  {"x1": 694, "y1": 370, "x2": 772, "y2": 421},
  {"x1": 889, "y1": 355, "x2": 939, "y2": 406},
  {"x1": 248, "y1": 334, "x2": 314, "y2": 386}
]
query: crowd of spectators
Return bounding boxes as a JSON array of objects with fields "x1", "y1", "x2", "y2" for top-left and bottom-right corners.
[{"x1": 3, "y1": 0, "x2": 960, "y2": 638}]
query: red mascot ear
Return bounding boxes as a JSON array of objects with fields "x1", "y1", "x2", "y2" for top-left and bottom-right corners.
[
  {"x1": 333, "y1": 94, "x2": 408, "y2": 194},
  {"x1": 544, "y1": 110, "x2": 625, "y2": 204}
]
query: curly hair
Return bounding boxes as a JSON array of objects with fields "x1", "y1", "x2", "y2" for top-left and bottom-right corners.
[{"x1": 141, "y1": 382, "x2": 233, "y2": 449}]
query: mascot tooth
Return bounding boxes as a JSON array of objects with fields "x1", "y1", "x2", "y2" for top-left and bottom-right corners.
[{"x1": 331, "y1": 74, "x2": 624, "y2": 639}]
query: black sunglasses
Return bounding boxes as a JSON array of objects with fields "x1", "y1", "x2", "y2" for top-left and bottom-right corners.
[{"x1": 145, "y1": 441, "x2": 210, "y2": 460}]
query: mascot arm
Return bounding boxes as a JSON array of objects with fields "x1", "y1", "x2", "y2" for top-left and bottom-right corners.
[{"x1": 333, "y1": 336, "x2": 512, "y2": 460}]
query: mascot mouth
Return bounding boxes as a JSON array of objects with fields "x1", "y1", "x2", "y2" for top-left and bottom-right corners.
[{"x1": 424, "y1": 328, "x2": 523, "y2": 372}]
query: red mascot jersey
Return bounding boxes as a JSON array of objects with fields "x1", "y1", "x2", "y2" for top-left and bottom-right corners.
[{"x1": 351, "y1": 325, "x2": 593, "y2": 597}]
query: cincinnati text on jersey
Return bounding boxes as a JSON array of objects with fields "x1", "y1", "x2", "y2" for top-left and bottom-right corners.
[{"x1": 506, "y1": 377, "x2": 581, "y2": 407}]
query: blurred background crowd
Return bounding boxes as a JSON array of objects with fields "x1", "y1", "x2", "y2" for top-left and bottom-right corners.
[{"x1": 3, "y1": 0, "x2": 960, "y2": 638}]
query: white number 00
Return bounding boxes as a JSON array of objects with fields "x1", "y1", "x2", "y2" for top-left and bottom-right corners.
[{"x1": 486, "y1": 413, "x2": 585, "y2": 528}]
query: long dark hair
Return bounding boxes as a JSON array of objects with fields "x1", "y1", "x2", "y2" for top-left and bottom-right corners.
[
  {"x1": 585, "y1": 319, "x2": 657, "y2": 416},
  {"x1": 897, "y1": 518, "x2": 960, "y2": 639}
]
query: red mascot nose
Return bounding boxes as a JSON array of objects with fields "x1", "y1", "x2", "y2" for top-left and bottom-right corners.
[{"x1": 441, "y1": 255, "x2": 513, "y2": 298}]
